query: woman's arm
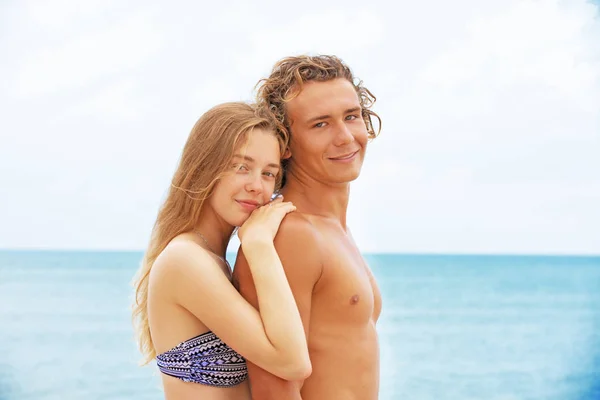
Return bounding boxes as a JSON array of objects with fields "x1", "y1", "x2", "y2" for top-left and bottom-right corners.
[
  {"x1": 155, "y1": 239, "x2": 311, "y2": 381},
  {"x1": 232, "y1": 214, "x2": 323, "y2": 399}
]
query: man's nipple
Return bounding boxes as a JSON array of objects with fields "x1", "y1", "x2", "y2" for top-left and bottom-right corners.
[{"x1": 350, "y1": 294, "x2": 360, "y2": 305}]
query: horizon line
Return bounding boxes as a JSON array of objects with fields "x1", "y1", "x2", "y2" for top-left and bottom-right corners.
[{"x1": 0, "y1": 248, "x2": 598, "y2": 258}]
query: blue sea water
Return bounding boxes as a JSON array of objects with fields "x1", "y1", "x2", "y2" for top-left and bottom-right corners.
[{"x1": 0, "y1": 251, "x2": 599, "y2": 400}]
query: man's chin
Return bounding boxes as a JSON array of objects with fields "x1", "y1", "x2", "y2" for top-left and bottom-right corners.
[{"x1": 332, "y1": 171, "x2": 362, "y2": 184}]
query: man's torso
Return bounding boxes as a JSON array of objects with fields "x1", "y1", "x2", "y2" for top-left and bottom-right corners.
[{"x1": 298, "y1": 214, "x2": 382, "y2": 399}]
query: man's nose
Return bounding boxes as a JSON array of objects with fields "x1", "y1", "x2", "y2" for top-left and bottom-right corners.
[{"x1": 334, "y1": 122, "x2": 355, "y2": 146}]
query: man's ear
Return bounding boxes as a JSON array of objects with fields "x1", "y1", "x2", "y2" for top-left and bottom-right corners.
[{"x1": 282, "y1": 148, "x2": 292, "y2": 160}]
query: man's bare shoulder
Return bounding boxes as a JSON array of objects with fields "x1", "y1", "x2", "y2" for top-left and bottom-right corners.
[
  {"x1": 275, "y1": 211, "x2": 326, "y2": 250},
  {"x1": 274, "y1": 211, "x2": 324, "y2": 277}
]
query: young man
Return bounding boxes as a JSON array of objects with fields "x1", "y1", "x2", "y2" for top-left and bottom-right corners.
[{"x1": 233, "y1": 55, "x2": 383, "y2": 399}]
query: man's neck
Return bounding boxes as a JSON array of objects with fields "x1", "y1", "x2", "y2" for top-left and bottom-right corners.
[{"x1": 281, "y1": 172, "x2": 351, "y2": 229}]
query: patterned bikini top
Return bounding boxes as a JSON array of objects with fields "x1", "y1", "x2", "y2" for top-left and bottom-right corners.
[{"x1": 156, "y1": 331, "x2": 248, "y2": 387}]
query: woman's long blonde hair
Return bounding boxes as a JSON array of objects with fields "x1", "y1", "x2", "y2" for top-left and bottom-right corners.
[{"x1": 132, "y1": 102, "x2": 286, "y2": 364}]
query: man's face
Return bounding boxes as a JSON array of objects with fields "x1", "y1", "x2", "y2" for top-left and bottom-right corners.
[{"x1": 286, "y1": 78, "x2": 369, "y2": 185}]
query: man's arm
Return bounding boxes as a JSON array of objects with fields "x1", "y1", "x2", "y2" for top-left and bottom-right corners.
[{"x1": 233, "y1": 214, "x2": 323, "y2": 399}]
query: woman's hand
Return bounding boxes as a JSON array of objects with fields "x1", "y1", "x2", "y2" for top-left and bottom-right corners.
[{"x1": 237, "y1": 196, "x2": 296, "y2": 245}]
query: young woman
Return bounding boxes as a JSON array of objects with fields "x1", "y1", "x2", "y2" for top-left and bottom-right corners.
[{"x1": 132, "y1": 102, "x2": 311, "y2": 399}]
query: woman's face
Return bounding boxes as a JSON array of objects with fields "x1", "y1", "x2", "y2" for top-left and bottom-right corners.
[{"x1": 208, "y1": 128, "x2": 281, "y2": 227}]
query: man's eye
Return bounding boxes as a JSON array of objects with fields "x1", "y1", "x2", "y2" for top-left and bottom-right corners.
[{"x1": 314, "y1": 122, "x2": 326, "y2": 128}]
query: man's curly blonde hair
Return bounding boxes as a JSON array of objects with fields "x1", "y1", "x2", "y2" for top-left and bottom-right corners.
[
  {"x1": 256, "y1": 54, "x2": 381, "y2": 140},
  {"x1": 255, "y1": 55, "x2": 381, "y2": 186}
]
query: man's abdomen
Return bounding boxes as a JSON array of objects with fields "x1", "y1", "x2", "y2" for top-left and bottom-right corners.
[{"x1": 301, "y1": 324, "x2": 380, "y2": 400}]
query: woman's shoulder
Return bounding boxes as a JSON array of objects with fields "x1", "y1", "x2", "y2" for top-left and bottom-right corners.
[{"x1": 151, "y1": 234, "x2": 217, "y2": 282}]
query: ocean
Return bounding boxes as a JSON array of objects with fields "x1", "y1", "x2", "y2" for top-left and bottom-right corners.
[{"x1": 1, "y1": 251, "x2": 599, "y2": 400}]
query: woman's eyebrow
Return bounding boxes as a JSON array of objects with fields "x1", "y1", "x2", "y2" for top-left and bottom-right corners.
[{"x1": 233, "y1": 154, "x2": 279, "y2": 169}]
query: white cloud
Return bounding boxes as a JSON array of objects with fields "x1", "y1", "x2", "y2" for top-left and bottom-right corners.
[
  {"x1": 22, "y1": 0, "x2": 120, "y2": 29},
  {"x1": 419, "y1": 0, "x2": 600, "y2": 108},
  {"x1": 63, "y1": 79, "x2": 142, "y2": 120},
  {"x1": 13, "y1": 6, "x2": 164, "y2": 98},
  {"x1": 348, "y1": 0, "x2": 600, "y2": 253},
  {"x1": 1, "y1": 0, "x2": 599, "y2": 253},
  {"x1": 233, "y1": 9, "x2": 386, "y2": 79}
]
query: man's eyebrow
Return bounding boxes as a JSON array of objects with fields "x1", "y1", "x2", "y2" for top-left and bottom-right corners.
[
  {"x1": 306, "y1": 114, "x2": 330, "y2": 124},
  {"x1": 345, "y1": 107, "x2": 362, "y2": 114},
  {"x1": 305, "y1": 107, "x2": 362, "y2": 124},
  {"x1": 233, "y1": 154, "x2": 280, "y2": 169}
]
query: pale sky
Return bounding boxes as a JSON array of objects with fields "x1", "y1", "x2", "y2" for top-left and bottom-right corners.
[{"x1": 1, "y1": 0, "x2": 599, "y2": 254}]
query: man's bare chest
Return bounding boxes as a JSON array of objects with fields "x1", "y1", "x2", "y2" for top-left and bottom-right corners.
[{"x1": 311, "y1": 239, "x2": 381, "y2": 325}]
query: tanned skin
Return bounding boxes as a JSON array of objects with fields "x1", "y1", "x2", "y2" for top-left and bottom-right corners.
[{"x1": 233, "y1": 78, "x2": 383, "y2": 400}]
